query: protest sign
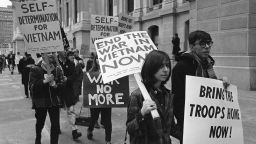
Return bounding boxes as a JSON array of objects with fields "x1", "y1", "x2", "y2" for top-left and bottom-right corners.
[
  {"x1": 83, "y1": 72, "x2": 129, "y2": 108},
  {"x1": 94, "y1": 31, "x2": 157, "y2": 84},
  {"x1": 183, "y1": 76, "x2": 244, "y2": 144},
  {"x1": 118, "y1": 14, "x2": 134, "y2": 34},
  {"x1": 14, "y1": 0, "x2": 64, "y2": 54},
  {"x1": 90, "y1": 15, "x2": 119, "y2": 51}
]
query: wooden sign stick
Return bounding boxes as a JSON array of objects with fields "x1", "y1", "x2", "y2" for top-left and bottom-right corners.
[{"x1": 134, "y1": 73, "x2": 160, "y2": 119}]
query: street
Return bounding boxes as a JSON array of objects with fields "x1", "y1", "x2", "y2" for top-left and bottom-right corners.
[{"x1": 0, "y1": 69, "x2": 255, "y2": 144}]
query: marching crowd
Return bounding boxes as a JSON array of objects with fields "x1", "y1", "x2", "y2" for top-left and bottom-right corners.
[{"x1": 1, "y1": 30, "x2": 229, "y2": 144}]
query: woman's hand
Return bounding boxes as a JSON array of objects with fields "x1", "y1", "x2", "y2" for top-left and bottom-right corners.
[
  {"x1": 222, "y1": 76, "x2": 230, "y2": 89},
  {"x1": 141, "y1": 100, "x2": 157, "y2": 116}
]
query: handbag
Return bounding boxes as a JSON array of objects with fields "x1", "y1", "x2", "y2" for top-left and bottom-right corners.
[{"x1": 75, "y1": 106, "x2": 91, "y2": 127}]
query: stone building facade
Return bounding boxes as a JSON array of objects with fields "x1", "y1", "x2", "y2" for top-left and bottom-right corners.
[
  {"x1": 11, "y1": 0, "x2": 256, "y2": 90},
  {"x1": 0, "y1": 6, "x2": 13, "y2": 54}
]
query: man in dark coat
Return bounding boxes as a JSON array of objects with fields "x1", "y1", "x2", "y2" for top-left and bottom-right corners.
[
  {"x1": 19, "y1": 53, "x2": 35, "y2": 98},
  {"x1": 29, "y1": 54, "x2": 63, "y2": 144},
  {"x1": 7, "y1": 51, "x2": 15, "y2": 74},
  {"x1": 172, "y1": 30, "x2": 217, "y2": 144},
  {"x1": 58, "y1": 51, "x2": 82, "y2": 140},
  {"x1": 172, "y1": 33, "x2": 181, "y2": 60}
]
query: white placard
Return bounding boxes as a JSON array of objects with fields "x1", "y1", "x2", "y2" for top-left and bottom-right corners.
[
  {"x1": 14, "y1": 0, "x2": 64, "y2": 54},
  {"x1": 90, "y1": 15, "x2": 119, "y2": 51},
  {"x1": 94, "y1": 31, "x2": 157, "y2": 83},
  {"x1": 184, "y1": 76, "x2": 244, "y2": 144}
]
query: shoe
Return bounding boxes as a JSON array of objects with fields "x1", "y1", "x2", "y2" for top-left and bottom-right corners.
[
  {"x1": 11, "y1": 71, "x2": 13, "y2": 75},
  {"x1": 72, "y1": 130, "x2": 82, "y2": 140},
  {"x1": 87, "y1": 129, "x2": 93, "y2": 140},
  {"x1": 106, "y1": 141, "x2": 111, "y2": 144}
]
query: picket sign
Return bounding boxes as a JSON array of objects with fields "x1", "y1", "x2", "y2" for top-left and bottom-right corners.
[{"x1": 134, "y1": 73, "x2": 159, "y2": 119}]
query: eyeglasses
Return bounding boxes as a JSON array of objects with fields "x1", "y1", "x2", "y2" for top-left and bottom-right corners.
[{"x1": 195, "y1": 41, "x2": 213, "y2": 48}]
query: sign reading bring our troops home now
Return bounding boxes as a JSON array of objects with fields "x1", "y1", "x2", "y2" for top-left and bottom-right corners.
[
  {"x1": 83, "y1": 72, "x2": 129, "y2": 108},
  {"x1": 14, "y1": 0, "x2": 64, "y2": 54},
  {"x1": 90, "y1": 15, "x2": 119, "y2": 51},
  {"x1": 184, "y1": 76, "x2": 244, "y2": 144}
]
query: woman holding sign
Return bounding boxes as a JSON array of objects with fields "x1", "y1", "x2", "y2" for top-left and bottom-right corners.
[
  {"x1": 126, "y1": 50, "x2": 174, "y2": 144},
  {"x1": 86, "y1": 55, "x2": 112, "y2": 144}
]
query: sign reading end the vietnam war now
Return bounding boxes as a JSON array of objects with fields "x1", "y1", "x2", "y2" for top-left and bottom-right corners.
[
  {"x1": 14, "y1": 0, "x2": 64, "y2": 54},
  {"x1": 94, "y1": 31, "x2": 158, "y2": 83},
  {"x1": 183, "y1": 76, "x2": 244, "y2": 144},
  {"x1": 83, "y1": 72, "x2": 129, "y2": 108}
]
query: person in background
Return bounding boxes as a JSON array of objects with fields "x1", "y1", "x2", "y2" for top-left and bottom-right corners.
[
  {"x1": 29, "y1": 54, "x2": 63, "y2": 144},
  {"x1": 73, "y1": 49, "x2": 85, "y2": 70},
  {"x1": 19, "y1": 53, "x2": 35, "y2": 98},
  {"x1": 171, "y1": 30, "x2": 230, "y2": 144},
  {"x1": 58, "y1": 51, "x2": 82, "y2": 140},
  {"x1": 15, "y1": 52, "x2": 23, "y2": 74},
  {"x1": 7, "y1": 51, "x2": 15, "y2": 74},
  {"x1": 126, "y1": 50, "x2": 174, "y2": 144},
  {"x1": 0, "y1": 54, "x2": 5, "y2": 74},
  {"x1": 87, "y1": 55, "x2": 112, "y2": 144},
  {"x1": 86, "y1": 52, "x2": 95, "y2": 72},
  {"x1": 172, "y1": 33, "x2": 181, "y2": 61},
  {"x1": 36, "y1": 53, "x2": 43, "y2": 65}
]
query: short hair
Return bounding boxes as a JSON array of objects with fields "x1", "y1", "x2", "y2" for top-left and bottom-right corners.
[
  {"x1": 188, "y1": 30, "x2": 212, "y2": 45},
  {"x1": 141, "y1": 50, "x2": 171, "y2": 88}
]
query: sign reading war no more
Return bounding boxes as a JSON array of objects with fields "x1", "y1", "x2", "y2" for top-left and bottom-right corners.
[
  {"x1": 184, "y1": 76, "x2": 244, "y2": 144},
  {"x1": 14, "y1": 0, "x2": 64, "y2": 54},
  {"x1": 83, "y1": 72, "x2": 129, "y2": 108}
]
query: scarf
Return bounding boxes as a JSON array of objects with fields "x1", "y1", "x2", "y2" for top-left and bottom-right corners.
[{"x1": 190, "y1": 52, "x2": 217, "y2": 79}]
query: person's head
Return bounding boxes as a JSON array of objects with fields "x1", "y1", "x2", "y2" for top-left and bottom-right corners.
[
  {"x1": 89, "y1": 54, "x2": 99, "y2": 72},
  {"x1": 141, "y1": 50, "x2": 171, "y2": 88},
  {"x1": 17, "y1": 52, "x2": 20, "y2": 55},
  {"x1": 58, "y1": 51, "x2": 66, "y2": 62},
  {"x1": 42, "y1": 54, "x2": 57, "y2": 66},
  {"x1": 175, "y1": 33, "x2": 178, "y2": 37},
  {"x1": 90, "y1": 52, "x2": 95, "y2": 60},
  {"x1": 189, "y1": 30, "x2": 213, "y2": 59},
  {"x1": 66, "y1": 51, "x2": 75, "y2": 62},
  {"x1": 73, "y1": 49, "x2": 79, "y2": 57}
]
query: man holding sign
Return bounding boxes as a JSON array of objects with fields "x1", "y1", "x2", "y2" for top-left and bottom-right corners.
[{"x1": 172, "y1": 30, "x2": 229, "y2": 143}]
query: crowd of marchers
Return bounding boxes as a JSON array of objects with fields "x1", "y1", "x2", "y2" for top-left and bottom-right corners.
[{"x1": 0, "y1": 30, "x2": 230, "y2": 144}]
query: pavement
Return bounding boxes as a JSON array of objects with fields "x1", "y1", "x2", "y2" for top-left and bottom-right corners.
[{"x1": 0, "y1": 68, "x2": 255, "y2": 144}]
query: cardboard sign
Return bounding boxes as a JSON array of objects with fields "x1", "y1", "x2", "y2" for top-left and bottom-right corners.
[
  {"x1": 14, "y1": 0, "x2": 64, "y2": 54},
  {"x1": 184, "y1": 76, "x2": 244, "y2": 144},
  {"x1": 94, "y1": 31, "x2": 157, "y2": 83},
  {"x1": 90, "y1": 15, "x2": 119, "y2": 51},
  {"x1": 83, "y1": 72, "x2": 129, "y2": 108},
  {"x1": 118, "y1": 14, "x2": 134, "y2": 34}
]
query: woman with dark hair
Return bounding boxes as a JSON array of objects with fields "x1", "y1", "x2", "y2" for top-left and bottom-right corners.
[
  {"x1": 126, "y1": 50, "x2": 174, "y2": 144},
  {"x1": 86, "y1": 55, "x2": 112, "y2": 144}
]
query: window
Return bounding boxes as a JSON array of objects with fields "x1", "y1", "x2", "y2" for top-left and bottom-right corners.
[
  {"x1": 148, "y1": 25, "x2": 159, "y2": 47},
  {"x1": 127, "y1": 0, "x2": 134, "y2": 13},
  {"x1": 109, "y1": 0, "x2": 113, "y2": 16},
  {"x1": 153, "y1": 0, "x2": 163, "y2": 5},
  {"x1": 74, "y1": 0, "x2": 78, "y2": 23},
  {"x1": 66, "y1": 2, "x2": 69, "y2": 26},
  {"x1": 59, "y1": 7, "x2": 62, "y2": 25}
]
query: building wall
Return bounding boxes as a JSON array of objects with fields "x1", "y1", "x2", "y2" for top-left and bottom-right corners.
[
  {"x1": 0, "y1": 7, "x2": 13, "y2": 52},
  {"x1": 189, "y1": 0, "x2": 256, "y2": 90},
  {"x1": 51, "y1": 0, "x2": 256, "y2": 90}
]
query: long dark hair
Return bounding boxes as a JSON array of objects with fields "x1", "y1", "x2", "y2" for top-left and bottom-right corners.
[
  {"x1": 141, "y1": 50, "x2": 171, "y2": 89},
  {"x1": 89, "y1": 55, "x2": 100, "y2": 72}
]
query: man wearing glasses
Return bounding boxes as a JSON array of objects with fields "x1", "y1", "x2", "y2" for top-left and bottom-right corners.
[{"x1": 171, "y1": 30, "x2": 217, "y2": 144}]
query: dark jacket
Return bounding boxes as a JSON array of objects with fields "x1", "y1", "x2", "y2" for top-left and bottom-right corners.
[
  {"x1": 19, "y1": 57, "x2": 35, "y2": 85},
  {"x1": 59, "y1": 59, "x2": 78, "y2": 107},
  {"x1": 29, "y1": 62, "x2": 64, "y2": 109},
  {"x1": 171, "y1": 53, "x2": 215, "y2": 131},
  {"x1": 86, "y1": 59, "x2": 93, "y2": 72},
  {"x1": 126, "y1": 87, "x2": 174, "y2": 144},
  {"x1": 7, "y1": 54, "x2": 15, "y2": 65},
  {"x1": 73, "y1": 59, "x2": 83, "y2": 97}
]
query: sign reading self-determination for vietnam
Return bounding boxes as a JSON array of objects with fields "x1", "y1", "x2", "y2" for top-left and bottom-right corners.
[
  {"x1": 183, "y1": 76, "x2": 244, "y2": 144},
  {"x1": 83, "y1": 72, "x2": 129, "y2": 108},
  {"x1": 94, "y1": 31, "x2": 157, "y2": 83},
  {"x1": 90, "y1": 15, "x2": 119, "y2": 51},
  {"x1": 14, "y1": 0, "x2": 64, "y2": 54}
]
